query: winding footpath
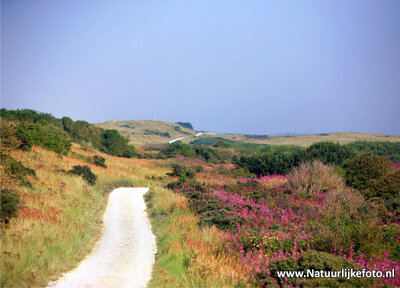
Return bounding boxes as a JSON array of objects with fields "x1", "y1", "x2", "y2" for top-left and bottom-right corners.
[{"x1": 47, "y1": 187, "x2": 157, "y2": 288}]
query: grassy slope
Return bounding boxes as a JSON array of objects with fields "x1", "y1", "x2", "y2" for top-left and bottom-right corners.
[
  {"x1": 96, "y1": 120, "x2": 400, "y2": 147},
  {"x1": 96, "y1": 120, "x2": 196, "y2": 145},
  {"x1": 0, "y1": 144, "x2": 169, "y2": 287}
]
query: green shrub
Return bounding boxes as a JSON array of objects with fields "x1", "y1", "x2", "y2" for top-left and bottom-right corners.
[
  {"x1": 166, "y1": 164, "x2": 195, "y2": 179},
  {"x1": 1, "y1": 189, "x2": 20, "y2": 224},
  {"x1": 345, "y1": 153, "x2": 392, "y2": 191},
  {"x1": 101, "y1": 129, "x2": 137, "y2": 158},
  {"x1": 268, "y1": 250, "x2": 377, "y2": 287},
  {"x1": 235, "y1": 148, "x2": 305, "y2": 176},
  {"x1": 15, "y1": 122, "x2": 71, "y2": 154},
  {"x1": 92, "y1": 155, "x2": 107, "y2": 168},
  {"x1": 68, "y1": 165, "x2": 97, "y2": 185},
  {"x1": 5, "y1": 160, "x2": 36, "y2": 187},
  {"x1": 287, "y1": 161, "x2": 345, "y2": 197}
]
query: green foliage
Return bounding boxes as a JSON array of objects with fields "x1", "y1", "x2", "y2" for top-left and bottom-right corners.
[
  {"x1": 235, "y1": 149, "x2": 305, "y2": 175},
  {"x1": 1, "y1": 108, "x2": 61, "y2": 126},
  {"x1": 1, "y1": 189, "x2": 20, "y2": 224},
  {"x1": 344, "y1": 153, "x2": 392, "y2": 191},
  {"x1": 268, "y1": 250, "x2": 377, "y2": 287},
  {"x1": 5, "y1": 160, "x2": 36, "y2": 187},
  {"x1": 346, "y1": 140, "x2": 400, "y2": 162},
  {"x1": 63, "y1": 119, "x2": 104, "y2": 149},
  {"x1": 68, "y1": 165, "x2": 97, "y2": 185},
  {"x1": 176, "y1": 122, "x2": 193, "y2": 129},
  {"x1": 306, "y1": 141, "x2": 355, "y2": 166},
  {"x1": 15, "y1": 122, "x2": 71, "y2": 154},
  {"x1": 101, "y1": 129, "x2": 137, "y2": 158},
  {"x1": 2, "y1": 109, "x2": 137, "y2": 158},
  {"x1": 92, "y1": 155, "x2": 107, "y2": 168},
  {"x1": 166, "y1": 164, "x2": 195, "y2": 179}
]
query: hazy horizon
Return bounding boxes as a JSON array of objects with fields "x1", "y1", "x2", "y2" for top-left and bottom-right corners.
[{"x1": 2, "y1": 0, "x2": 400, "y2": 135}]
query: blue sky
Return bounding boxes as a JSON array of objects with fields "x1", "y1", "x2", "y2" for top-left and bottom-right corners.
[{"x1": 2, "y1": 0, "x2": 400, "y2": 134}]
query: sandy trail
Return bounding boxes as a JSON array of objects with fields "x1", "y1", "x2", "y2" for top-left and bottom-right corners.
[{"x1": 47, "y1": 187, "x2": 156, "y2": 288}]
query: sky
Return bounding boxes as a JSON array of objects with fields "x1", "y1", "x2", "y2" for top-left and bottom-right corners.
[{"x1": 2, "y1": 0, "x2": 400, "y2": 135}]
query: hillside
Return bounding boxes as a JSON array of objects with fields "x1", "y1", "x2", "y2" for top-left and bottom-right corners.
[
  {"x1": 96, "y1": 119, "x2": 400, "y2": 147},
  {"x1": 96, "y1": 120, "x2": 196, "y2": 145}
]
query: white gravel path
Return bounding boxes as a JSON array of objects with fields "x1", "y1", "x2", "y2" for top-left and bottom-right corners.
[{"x1": 47, "y1": 187, "x2": 157, "y2": 288}]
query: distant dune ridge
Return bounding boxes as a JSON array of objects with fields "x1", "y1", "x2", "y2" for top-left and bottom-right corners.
[{"x1": 96, "y1": 120, "x2": 400, "y2": 147}]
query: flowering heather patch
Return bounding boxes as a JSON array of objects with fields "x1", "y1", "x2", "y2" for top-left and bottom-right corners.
[
  {"x1": 393, "y1": 162, "x2": 400, "y2": 170},
  {"x1": 168, "y1": 175, "x2": 400, "y2": 286},
  {"x1": 335, "y1": 249, "x2": 400, "y2": 287}
]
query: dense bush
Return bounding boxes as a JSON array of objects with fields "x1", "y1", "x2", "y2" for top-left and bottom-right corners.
[
  {"x1": 0, "y1": 121, "x2": 22, "y2": 160},
  {"x1": 101, "y1": 129, "x2": 137, "y2": 158},
  {"x1": 68, "y1": 165, "x2": 97, "y2": 185},
  {"x1": 235, "y1": 150, "x2": 304, "y2": 176},
  {"x1": 1, "y1": 189, "x2": 20, "y2": 224},
  {"x1": 92, "y1": 155, "x2": 107, "y2": 168},
  {"x1": 15, "y1": 122, "x2": 71, "y2": 154},
  {"x1": 5, "y1": 160, "x2": 36, "y2": 187},
  {"x1": 345, "y1": 153, "x2": 392, "y2": 191},
  {"x1": 287, "y1": 161, "x2": 345, "y2": 197},
  {"x1": 166, "y1": 164, "x2": 195, "y2": 179},
  {"x1": 62, "y1": 117, "x2": 103, "y2": 149},
  {"x1": 305, "y1": 141, "x2": 355, "y2": 166},
  {"x1": 268, "y1": 250, "x2": 377, "y2": 287},
  {"x1": 346, "y1": 140, "x2": 400, "y2": 162}
]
